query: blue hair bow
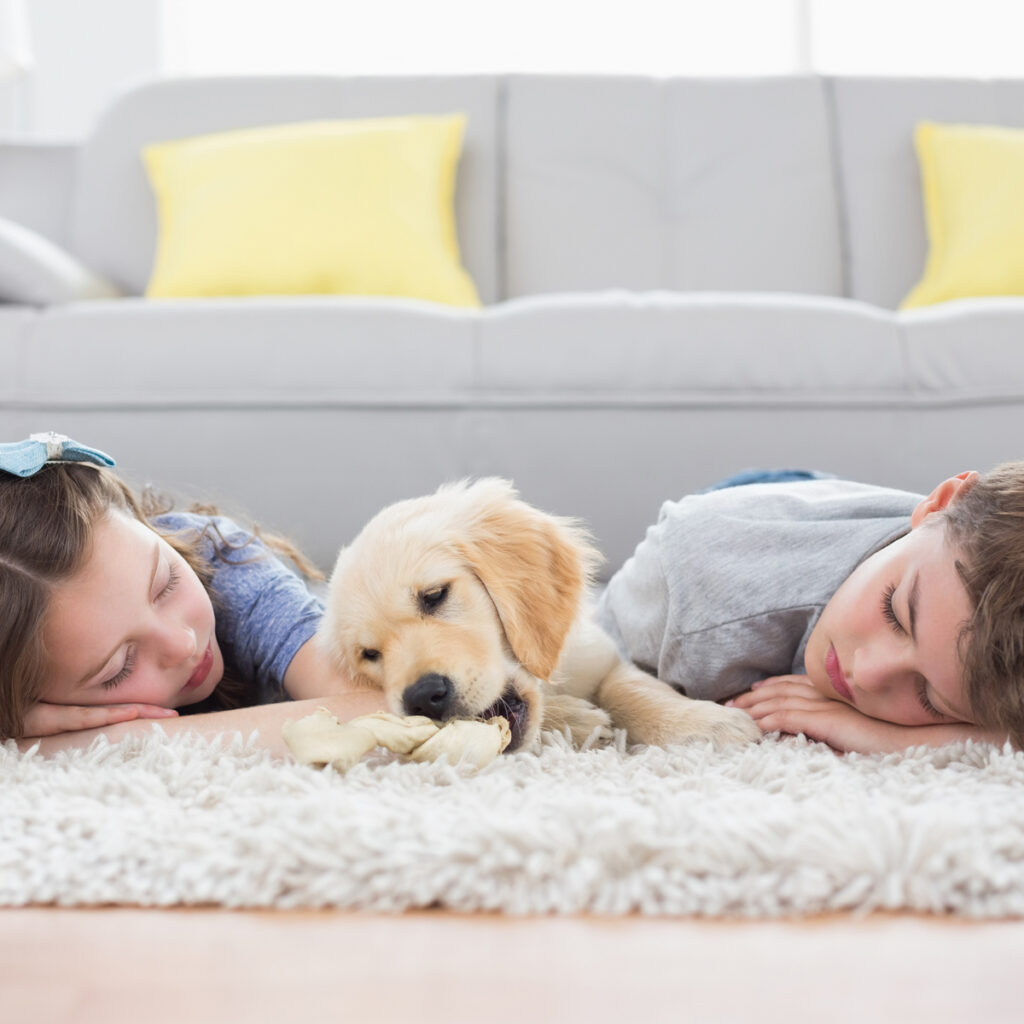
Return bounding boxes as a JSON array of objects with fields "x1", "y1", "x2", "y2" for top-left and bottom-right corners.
[{"x1": 0, "y1": 432, "x2": 116, "y2": 478}]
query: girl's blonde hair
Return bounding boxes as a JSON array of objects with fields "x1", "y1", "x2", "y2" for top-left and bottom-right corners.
[{"x1": 0, "y1": 463, "x2": 321, "y2": 740}]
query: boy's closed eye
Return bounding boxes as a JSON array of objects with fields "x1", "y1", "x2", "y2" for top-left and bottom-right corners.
[
  {"x1": 880, "y1": 578, "x2": 967, "y2": 723},
  {"x1": 915, "y1": 677, "x2": 951, "y2": 721},
  {"x1": 881, "y1": 582, "x2": 904, "y2": 635}
]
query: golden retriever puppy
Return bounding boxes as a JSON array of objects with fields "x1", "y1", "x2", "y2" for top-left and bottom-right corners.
[{"x1": 319, "y1": 479, "x2": 760, "y2": 753}]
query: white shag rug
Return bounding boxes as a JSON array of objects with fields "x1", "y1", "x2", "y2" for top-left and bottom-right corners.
[{"x1": 2, "y1": 728, "x2": 1023, "y2": 917}]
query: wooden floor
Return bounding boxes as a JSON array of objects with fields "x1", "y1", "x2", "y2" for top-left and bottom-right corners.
[{"x1": 2, "y1": 908, "x2": 1023, "y2": 1023}]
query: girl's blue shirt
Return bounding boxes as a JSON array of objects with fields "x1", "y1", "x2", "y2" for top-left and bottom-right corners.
[{"x1": 153, "y1": 512, "x2": 323, "y2": 706}]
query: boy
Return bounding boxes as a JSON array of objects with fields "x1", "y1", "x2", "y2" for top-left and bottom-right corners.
[{"x1": 595, "y1": 467, "x2": 1024, "y2": 754}]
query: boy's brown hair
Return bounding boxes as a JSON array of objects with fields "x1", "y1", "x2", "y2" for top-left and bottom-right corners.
[{"x1": 943, "y1": 462, "x2": 1024, "y2": 749}]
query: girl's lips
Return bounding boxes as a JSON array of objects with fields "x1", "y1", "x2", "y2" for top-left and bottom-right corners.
[
  {"x1": 825, "y1": 644, "x2": 855, "y2": 703},
  {"x1": 183, "y1": 644, "x2": 213, "y2": 691}
]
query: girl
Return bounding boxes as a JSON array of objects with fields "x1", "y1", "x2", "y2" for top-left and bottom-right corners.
[{"x1": 0, "y1": 432, "x2": 386, "y2": 756}]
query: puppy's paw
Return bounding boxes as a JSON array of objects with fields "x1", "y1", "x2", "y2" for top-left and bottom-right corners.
[
  {"x1": 704, "y1": 703, "x2": 762, "y2": 748},
  {"x1": 541, "y1": 693, "x2": 614, "y2": 747},
  {"x1": 633, "y1": 700, "x2": 761, "y2": 750}
]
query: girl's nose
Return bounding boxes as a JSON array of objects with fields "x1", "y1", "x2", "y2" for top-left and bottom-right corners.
[{"x1": 161, "y1": 623, "x2": 197, "y2": 668}]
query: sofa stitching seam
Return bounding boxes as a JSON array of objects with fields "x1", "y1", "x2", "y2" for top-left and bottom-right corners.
[
  {"x1": 822, "y1": 75, "x2": 853, "y2": 302},
  {"x1": 496, "y1": 75, "x2": 508, "y2": 304}
]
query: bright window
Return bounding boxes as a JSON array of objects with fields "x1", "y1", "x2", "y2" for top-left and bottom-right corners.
[
  {"x1": 161, "y1": 0, "x2": 803, "y2": 77},
  {"x1": 161, "y1": 0, "x2": 1024, "y2": 79},
  {"x1": 810, "y1": 0, "x2": 1024, "y2": 77}
]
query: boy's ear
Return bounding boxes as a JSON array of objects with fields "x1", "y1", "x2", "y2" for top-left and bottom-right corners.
[{"x1": 910, "y1": 471, "x2": 979, "y2": 528}]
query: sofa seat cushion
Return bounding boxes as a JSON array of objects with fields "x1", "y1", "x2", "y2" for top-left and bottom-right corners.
[
  {"x1": 902, "y1": 297, "x2": 1024, "y2": 397},
  {"x1": 0, "y1": 305, "x2": 38, "y2": 404},
  {"x1": 478, "y1": 291, "x2": 905, "y2": 400},
  {"x1": 16, "y1": 296, "x2": 477, "y2": 406},
  {"x1": 0, "y1": 304, "x2": 37, "y2": 339},
  {"x1": 15, "y1": 291, "x2": 1024, "y2": 415}
]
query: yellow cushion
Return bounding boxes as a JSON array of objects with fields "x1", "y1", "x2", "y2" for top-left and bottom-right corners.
[
  {"x1": 143, "y1": 114, "x2": 480, "y2": 307},
  {"x1": 902, "y1": 121, "x2": 1024, "y2": 309}
]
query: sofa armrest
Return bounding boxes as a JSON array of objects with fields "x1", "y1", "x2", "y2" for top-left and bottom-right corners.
[
  {"x1": 0, "y1": 216, "x2": 120, "y2": 305},
  {"x1": 0, "y1": 142, "x2": 78, "y2": 244}
]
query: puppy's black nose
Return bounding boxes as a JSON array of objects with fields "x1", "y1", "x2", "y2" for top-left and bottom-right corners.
[{"x1": 403, "y1": 673, "x2": 455, "y2": 720}]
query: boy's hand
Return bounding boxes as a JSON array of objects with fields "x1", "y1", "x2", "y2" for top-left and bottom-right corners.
[
  {"x1": 728, "y1": 675, "x2": 997, "y2": 754},
  {"x1": 21, "y1": 701, "x2": 179, "y2": 739}
]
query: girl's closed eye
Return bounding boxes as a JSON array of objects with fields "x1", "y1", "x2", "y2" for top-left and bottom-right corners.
[
  {"x1": 159, "y1": 563, "x2": 181, "y2": 599},
  {"x1": 101, "y1": 564, "x2": 179, "y2": 691},
  {"x1": 881, "y1": 582, "x2": 905, "y2": 635},
  {"x1": 102, "y1": 647, "x2": 136, "y2": 690}
]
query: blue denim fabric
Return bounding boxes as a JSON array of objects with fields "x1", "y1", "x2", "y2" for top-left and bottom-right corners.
[
  {"x1": 701, "y1": 468, "x2": 835, "y2": 492},
  {"x1": 0, "y1": 432, "x2": 115, "y2": 478}
]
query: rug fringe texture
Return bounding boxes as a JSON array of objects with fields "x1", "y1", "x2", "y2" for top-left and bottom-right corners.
[{"x1": 2, "y1": 727, "x2": 1023, "y2": 916}]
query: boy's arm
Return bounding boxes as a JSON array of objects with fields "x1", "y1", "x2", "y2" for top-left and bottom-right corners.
[
  {"x1": 16, "y1": 692, "x2": 389, "y2": 760},
  {"x1": 730, "y1": 675, "x2": 1010, "y2": 753}
]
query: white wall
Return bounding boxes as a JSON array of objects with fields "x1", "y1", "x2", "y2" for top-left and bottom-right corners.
[
  {"x1": 162, "y1": 0, "x2": 801, "y2": 77},
  {"x1": 11, "y1": 0, "x2": 160, "y2": 139},
  {"x1": 5, "y1": 0, "x2": 1024, "y2": 142}
]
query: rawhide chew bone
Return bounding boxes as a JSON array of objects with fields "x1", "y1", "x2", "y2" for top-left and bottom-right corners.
[
  {"x1": 408, "y1": 716, "x2": 512, "y2": 768},
  {"x1": 280, "y1": 708, "x2": 377, "y2": 770},
  {"x1": 282, "y1": 707, "x2": 511, "y2": 772}
]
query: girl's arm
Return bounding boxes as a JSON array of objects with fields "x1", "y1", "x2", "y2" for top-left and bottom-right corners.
[
  {"x1": 22, "y1": 702, "x2": 180, "y2": 737},
  {"x1": 17, "y1": 635, "x2": 370, "y2": 740},
  {"x1": 730, "y1": 675, "x2": 1010, "y2": 753},
  {"x1": 16, "y1": 692, "x2": 389, "y2": 759},
  {"x1": 17, "y1": 631, "x2": 378, "y2": 751},
  {"x1": 282, "y1": 635, "x2": 372, "y2": 702}
]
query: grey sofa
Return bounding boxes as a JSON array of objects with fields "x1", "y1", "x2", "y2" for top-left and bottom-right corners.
[{"x1": 2, "y1": 74, "x2": 1023, "y2": 576}]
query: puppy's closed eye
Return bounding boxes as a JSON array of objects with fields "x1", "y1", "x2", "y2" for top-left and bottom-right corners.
[
  {"x1": 361, "y1": 648, "x2": 381, "y2": 662},
  {"x1": 418, "y1": 584, "x2": 450, "y2": 615}
]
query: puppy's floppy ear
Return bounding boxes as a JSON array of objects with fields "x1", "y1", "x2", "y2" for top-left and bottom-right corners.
[
  {"x1": 453, "y1": 479, "x2": 602, "y2": 681},
  {"x1": 318, "y1": 544, "x2": 355, "y2": 673}
]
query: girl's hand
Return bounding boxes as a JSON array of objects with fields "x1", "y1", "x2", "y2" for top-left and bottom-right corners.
[
  {"x1": 728, "y1": 674, "x2": 965, "y2": 754},
  {"x1": 21, "y1": 701, "x2": 178, "y2": 739}
]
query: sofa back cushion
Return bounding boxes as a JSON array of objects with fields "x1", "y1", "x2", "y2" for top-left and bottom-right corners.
[
  {"x1": 72, "y1": 73, "x2": 1024, "y2": 309},
  {"x1": 831, "y1": 77, "x2": 1024, "y2": 309},
  {"x1": 502, "y1": 75, "x2": 844, "y2": 299},
  {"x1": 70, "y1": 76, "x2": 501, "y2": 301}
]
